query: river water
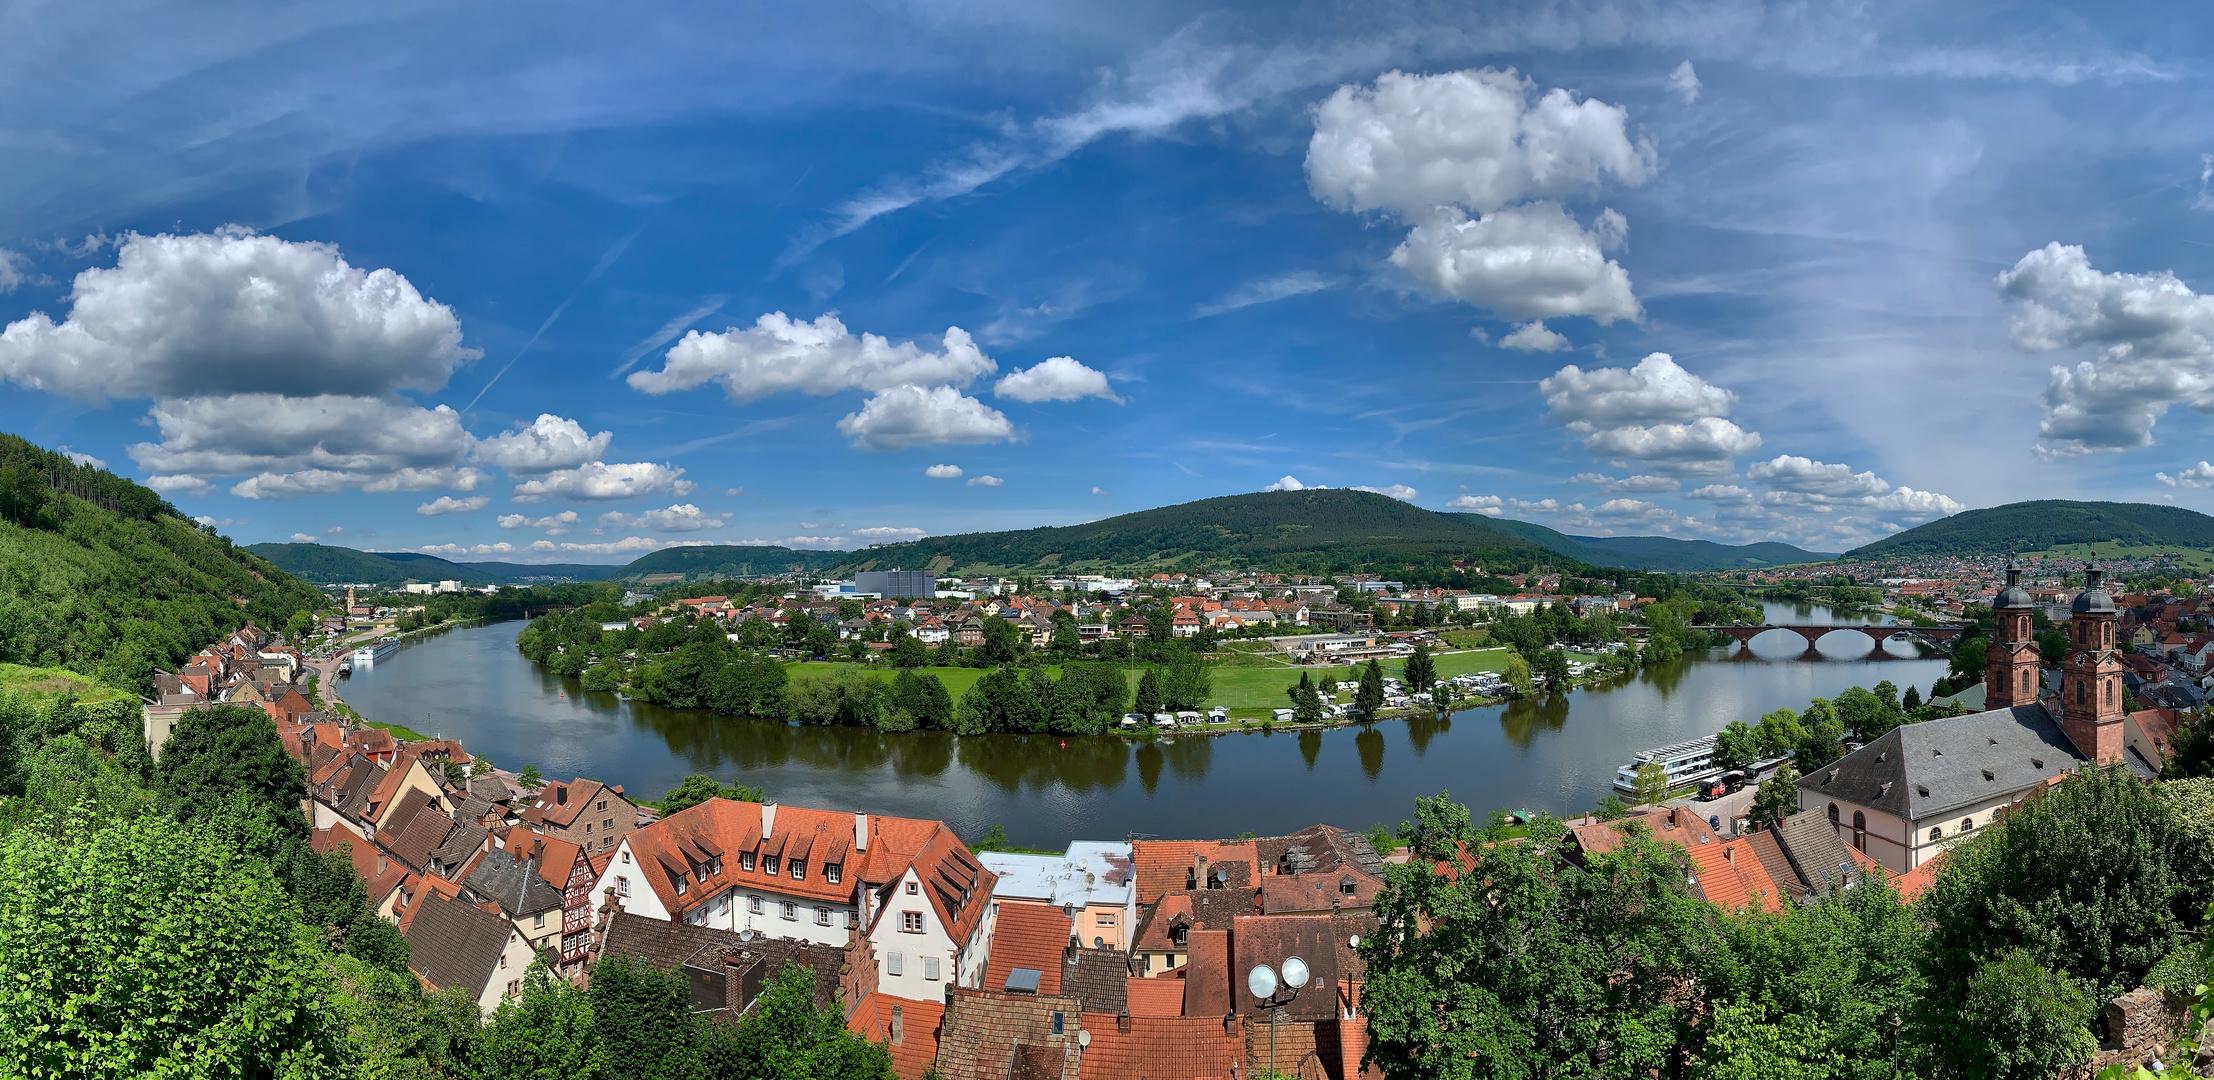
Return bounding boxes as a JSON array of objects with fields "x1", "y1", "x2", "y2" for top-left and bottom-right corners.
[{"x1": 340, "y1": 604, "x2": 1947, "y2": 848}]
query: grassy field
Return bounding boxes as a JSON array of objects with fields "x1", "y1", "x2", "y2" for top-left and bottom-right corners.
[
  {"x1": 792, "y1": 649, "x2": 1518, "y2": 717},
  {"x1": 0, "y1": 663, "x2": 132, "y2": 704},
  {"x1": 364, "y1": 719, "x2": 431, "y2": 741}
]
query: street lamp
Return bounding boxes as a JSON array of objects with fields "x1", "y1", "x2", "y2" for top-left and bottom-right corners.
[{"x1": 1247, "y1": 956, "x2": 1311, "y2": 1077}]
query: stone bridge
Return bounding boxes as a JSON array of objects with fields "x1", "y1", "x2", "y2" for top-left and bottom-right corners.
[{"x1": 1690, "y1": 624, "x2": 1969, "y2": 652}]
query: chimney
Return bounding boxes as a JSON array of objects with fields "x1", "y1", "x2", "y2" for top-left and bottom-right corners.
[
  {"x1": 1724, "y1": 846, "x2": 1735, "y2": 866},
  {"x1": 556, "y1": 784, "x2": 568, "y2": 806},
  {"x1": 762, "y1": 802, "x2": 779, "y2": 839},
  {"x1": 1117, "y1": 1009, "x2": 1132, "y2": 1034},
  {"x1": 855, "y1": 811, "x2": 869, "y2": 851},
  {"x1": 795, "y1": 942, "x2": 811, "y2": 971}
]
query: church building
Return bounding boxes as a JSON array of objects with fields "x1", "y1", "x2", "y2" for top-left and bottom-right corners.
[{"x1": 1795, "y1": 561, "x2": 2163, "y2": 874}]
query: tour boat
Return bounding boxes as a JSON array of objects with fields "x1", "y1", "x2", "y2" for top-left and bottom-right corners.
[{"x1": 1612, "y1": 734, "x2": 1786, "y2": 796}]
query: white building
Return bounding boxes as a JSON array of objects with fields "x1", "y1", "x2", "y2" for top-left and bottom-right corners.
[{"x1": 977, "y1": 840, "x2": 1137, "y2": 950}]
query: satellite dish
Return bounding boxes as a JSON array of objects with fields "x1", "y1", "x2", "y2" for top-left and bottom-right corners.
[
  {"x1": 1281, "y1": 956, "x2": 1310, "y2": 989},
  {"x1": 1077, "y1": 1030, "x2": 1091, "y2": 1048},
  {"x1": 1247, "y1": 963, "x2": 1279, "y2": 1001},
  {"x1": 1348, "y1": 935, "x2": 1361, "y2": 949}
]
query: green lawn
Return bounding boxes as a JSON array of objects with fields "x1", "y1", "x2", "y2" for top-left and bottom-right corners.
[
  {"x1": 364, "y1": 719, "x2": 431, "y2": 741},
  {"x1": 0, "y1": 663, "x2": 132, "y2": 704},
  {"x1": 787, "y1": 648, "x2": 1518, "y2": 719}
]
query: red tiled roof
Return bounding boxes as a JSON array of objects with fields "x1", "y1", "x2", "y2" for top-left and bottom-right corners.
[
  {"x1": 1889, "y1": 852, "x2": 1947, "y2": 901},
  {"x1": 984, "y1": 903, "x2": 1073, "y2": 996},
  {"x1": 846, "y1": 993, "x2": 944, "y2": 1080},
  {"x1": 1131, "y1": 840, "x2": 1258, "y2": 907},
  {"x1": 1125, "y1": 977, "x2": 1185, "y2": 1017},
  {"x1": 1684, "y1": 837, "x2": 1783, "y2": 914},
  {"x1": 1076, "y1": 1013, "x2": 1244, "y2": 1080}
]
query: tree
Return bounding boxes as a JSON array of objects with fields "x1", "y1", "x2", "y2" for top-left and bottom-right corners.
[
  {"x1": 518, "y1": 764, "x2": 544, "y2": 788},
  {"x1": 1134, "y1": 668, "x2": 1163, "y2": 716},
  {"x1": 661, "y1": 774, "x2": 767, "y2": 816},
  {"x1": 1712, "y1": 719, "x2": 1760, "y2": 774},
  {"x1": 2168, "y1": 708, "x2": 2214, "y2": 779},
  {"x1": 153, "y1": 704, "x2": 309, "y2": 835},
  {"x1": 889, "y1": 633, "x2": 930, "y2": 669},
  {"x1": 468, "y1": 959, "x2": 598, "y2": 1080},
  {"x1": 1901, "y1": 684, "x2": 1922, "y2": 712},
  {"x1": 1402, "y1": 643, "x2": 1437, "y2": 696},
  {"x1": 1793, "y1": 707, "x2": 1846, "y2": 772},
  {"x1": 1631, "y1": 761, "x2": 1672, "y2": 806},
  {"x1": 1359, "y1": 792, "x2": 1720, "y2": 1079},
  {"x1": 702, "y1": 960, "x2": 896, "y2": 1080},
  {"x1": 1355, "y1": 659, "x2": 1386, "y2": 720},
  {"x1": 1531, "y1": 648, "x2": 1571, "y2": 692},
  {"x1": 1947, "y1": 949, "x2": 2096, "y2": 1080},
  {"x1": 0, "y1": 809, "x2": 351, "y2": 1075},
  {"x1": 1753, "y1": 707, "x2": 1806, "y2": 760},
  {"x1": 330, "y1": 953, "x2": 479, "y2": 1079},
  {"x1": 1747, "y1": 763, "x2": 1801, "y2": 831},
  {"x1": 1288, "y1": 672, "x2": 1324, "y2": 724},
  {"x1": 1500, "y1": 653, "x2": 1532, "y2": 696},
  {"x1": 588, "y1": 951, "x2": 704, "y2": 1079}
]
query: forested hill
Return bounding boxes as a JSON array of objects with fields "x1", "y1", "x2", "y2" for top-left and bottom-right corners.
[
  {"x1": 246, "y1": 543, "x2": 620, "y2": 586},
  {"x1": 1468, "y1": 516, "x2": 1836, "y2": 571},
  {"x1": 829, "y1": 489, "x2": 1557, "y2": 576},
  {"x1": 1845, "y1": 500, "x2": 2214, "y2": 558},
  {"x1": 0, "y1": 432, "x2": 323, "y2": 691},
  {"x1": 611, "y1": 545, "x2": 853, "y2": 582}
]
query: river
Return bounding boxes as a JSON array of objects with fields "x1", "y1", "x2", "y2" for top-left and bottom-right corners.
[{"x1": 339, "y1": 603, "x2": 1948, "y2": 848}]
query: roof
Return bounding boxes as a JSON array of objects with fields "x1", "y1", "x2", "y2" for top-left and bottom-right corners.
[
  {"x1": 1797, "y1": 705, "x2": 2083, "y2": 820},
  {"x1": 1775, "y1": 809, "x2": 1863, "y2": 896},
  {"x1": 463, "y1": 846, "x2": 565, "y2": 919},
  {"x1": 1124, "y1": 977, "x2": 1185, "y2": 1017},
  {"x1": 525, "y1": 778, "x2": 625, "y2": 829},
  {"x1": 404, "y1": 890, "x2": 520, "y2": 996},
  {"x1": 1132, "y1": 890, "x2": 1247, "y2": 952},
  {"x1": 933, "y1": 989, "x2": 1082, "y2": 1080},
  {"x1": 985, "y1": 903, "x2": 1074, "y2": 997},
  {"x1": 313, "y1": 826, "x2": 409, "y2": 907},
  {"x1": 1684, "y1": 837, "x2": 1784, "y2": 914},
  {"x1": 1229, "y1": 914, "x2": 1340, "y2": 1020},
  {"x1": 1254, "y1": 823, "x2": 1387, "y2": 880},
  {"x1": 1567, "y1": 805, "x2": 1716, "y2": 863},
  {"x1": 1061, "y1": 949, "x2": 1129, "y2": 1015},
  {"x1": 1887, "y1": 851, "x2": 1947, "y2": 901},
  {"x1": 978, "y1": 840, "x2": 1135, "y2": 908},
  {"x1": 1130, "y1": 840, "x2": 1258, "y2": 907},
  {"x1": 1257, "y1": 870, "x2": 1381, "y2": 914},
  {"x1": 469, "y1": 774, "x2": 515, "y2": 804},
  {"x1": 380, "y1": 795, "x2": 457, "y2": 870},
  {"x1": 846, "y1": 993, "x2": 945, "y2": 1080},
  {"x1": 1076, "y1": 1013, "x2": 1245, "y2": 1080},
  {"x1": 595, "y1": 910, "x2": 842, "y2": 1014}
]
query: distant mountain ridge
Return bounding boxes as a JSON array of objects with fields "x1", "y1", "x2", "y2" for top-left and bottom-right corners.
[
  {"x1": 1845, "y1": 500, "x2": 2214, "y2": 558},
  {"x1": 244, "y1": 542, "x2": 850, "y2": 586},
  {"x1": 1459, "y1": 515, "x2": 1836, "y2": 571}
]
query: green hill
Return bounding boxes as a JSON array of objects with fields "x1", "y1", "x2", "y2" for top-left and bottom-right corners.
[
  {"x1": 0, "y1": 433, "x2": 324, "y2": 691},
  {"x1": 244, "y1": 544, "x2": 621, "y2": 586},
  {"x1": 1455, "y1": 516, "x2": 1834, "y2": 571},
  {"x1": 613, "y1": 545, "x2": 853, "y2": 583},
  {"x1": 828, "y1": 489, "x2": 1555, "y2": 576},
  {"x1": 1845, "y1": 500, "x2": 2214, "y2": 559}
]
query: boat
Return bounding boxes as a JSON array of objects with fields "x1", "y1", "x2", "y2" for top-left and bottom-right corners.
[
  {"x1": 351, "y1": 638, "x2": 400, "y2": 667},
  {"x1": 1612, "y1": 735, "x2": 1787, "y2": 796}
]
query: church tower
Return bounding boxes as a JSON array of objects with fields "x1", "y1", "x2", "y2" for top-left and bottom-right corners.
[
  {"x1": 2059, "y1": 564, "x2": 2126, "y2": 766},
  {"x1": 1985, "y1": 557, "x2": 2042, "y2": 709}
]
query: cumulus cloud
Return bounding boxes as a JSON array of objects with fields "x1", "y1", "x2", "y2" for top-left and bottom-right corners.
[
  {"x1": 1668, "y1": 61, "x2": 1701, "y2": 103},
  {"x1": 595, "y1": 504, "x2": 727, "y2": 532},
  {"x1": 1263, "y1": 475, "x2": 1311, "y2": 492},
  {"x1": 290, "y1": 533, "x2": 317, "y2": 543},
  {"x1": 1747, "y1": 455, "x2": 1891, "y2": 498},
  {"x1": 498, "y1": 510, "x2": 581, "y2": 534},
  {"x1": 0, "y1": 249, "x2": 26, "y2": 295},
  {"x1": 967, "y1": 474, "x2": 1005, "y2": 487},
  {"x1": 57, "y1": 447, "x2": 105, "y2": 469},
  {"x1": 146, "y1": 474, "x2": 213, "y2": 496},
  {"x1": 1446, "y1": 494, "x2": 1504, "y2": 515},
  {"x1": 993, "y1": 356, "x2": 1119, "y2": 403},
  {"x1": 1580, "y1": 417, "x2": 1762, "y2": 476},
  {"x1": 1355, "y1": 484, "x2": 1419, "y2": 501},
  {"x1": 474, "y1": 414, "x2": 612, "y2": 473},
  {"x1": 510, "y1": 461, "x2": 694, "y2": 503},
  {"x1": 779, "y1": 536, "x2": 850, "y2": 550},
  {"x1": 0, "y1": 228, "x2": 474, "y2": 404},
  {"x1": 1688, "y1": 484, "x2": 1757, "y2": 503},
  {"x1": 628, "y1": 312, "x2": 995, "y2": 402},
  {"x1": 415, "y1": 542, "x2": 518, "y2": 557},
  {"x1": 1306, "y1": 68, "x2": 1654, "y2": 219},
  {"x1": 1541, "y1": 353, "x2": 1737, "y2": 429},
  {"x1": 925, "y1": 464, "x2": 964, "y2": 479},
  {"x1": 417, "y1": 495, "x2": 489, "y2": 515},
  {"x1": 853, "y1": 526, "x2": 926, "y2": 540},
  {"x1": 1499, "y1": 321, "x2": 1571, "y2": 352},
  {"x1": 1996, "y1": 242, "x2": 2214, "y2": 452},
  {"x1": 1194, "y1": 271, "x2": 1337, "y2": 318},
  {"x1": 510, "y1": 537, "x2": 711, "y2": 557},
  {"x1": 2157, "y1": 462, "x2": 2214, "y2": 488},
  {"x1": 836, "y1": 385, "x2": 1016, "y2": 451},
  {"x1": 127, "y1": 393, "x2": 480, "y2": 492},
  {"x1": 1391, "y1": 203, "x2": 1641, "y2": 323},
  {"x1": 1090, "y1": 486, "x2": 1109, "y2": 496}
]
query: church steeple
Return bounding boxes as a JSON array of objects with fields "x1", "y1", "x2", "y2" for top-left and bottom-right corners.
[
  {"x1": 1985, "y1": 556, "x2": 2041, "y2": 709},
  {"x1": 2058, "y1": 563, "x2": 2125, "y2": 765}
]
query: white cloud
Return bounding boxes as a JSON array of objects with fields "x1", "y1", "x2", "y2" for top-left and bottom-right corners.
[
  {"x1": 1747, "y1": 455, "x2": 1891, "y2": 498},
  {"x1": 230, "y1": 470, "x2": 355, "y2": 500},
  {"x1": 1263, "y1": 475, "x2": 1310, "y2": 492},
  {"x1": 191, "y1": 515, "x2": 245, "y2": 527},
  {"x1": 128, "y1": 393, "x2": 473, "y2": 476},
  {"x1": 1870, "y1": 488, "x2": 1968, "y2": 515},
  {"x1": 414, "y1": 542, "x2": 518, "y2": 557},
  {"x1": 967, "y1": 474, "x2": 1005, "y2": 487},
  {"x1": 993, "y1": 356, "x2": 1119, "y2": 403},
  {"x1": 1499, "y1": 321, "x2": 1571, "y2": 352},
  {"x1": 854, "y1": 526, "x2": 926, "y2": 540},
  {"x1": 1996, "y1": 242, "x2": 2214, "y2": 452},
  {"x1": 510, "y1": 461, "x2": 694, "y2": 503},
  {"x1": 628, "y1": 312, "x2": 995, "y2": 402},
  {"x1": 0, "y1": 249, "x2": 26, "y2": 295},
  {"x1": 1446, "y1": 494, "x2": 1504, "y2": 515},
  {"x1": 367, "y1": 467, "x2": 489, "y2": 494},
  {"x1": 1580, "y1": 417, "x2": 1762, "y2": 475},
  {"x1": 474, "y1": 414, "x2": 612, "y2": 473},
  {"x1": 501, "y1": 537, "x2": 710, "y2": 557},
  {"x1": 147, "y1": 474, "x2": 213, "y2": 496},
  {"x1": 1668, "y1": 61, "x2": 1701, "y2": 103},
  {"x1": 836, "y1": 385, "x2": 1016, "y2": 451},
  {"x1": 2157, "y1": 462, "x2": 2214, "y2": 488},
  {"x1": 1390, "y1": 203, "x2": 1641, "y2": 323},
  {"x1": 58, "y1": 447, "x2": 105, "y2": 469},
  {"x1": 1194, "y1": 271, "x2": 1337, "y2": 318},
  {"x1": 1610, "y1": 474, "x2": 1681, "y2": 493},
  {"x1": 596, "y1": 503, "x2": 728, "y2": 532},
  {"x1": 1540, "y1": 352, "x2": 1737, "y2": 429},
  {"x1": 498, "y1": 510, "x2": 581, "y2": 534},
  {"x1": 779, "y1": 535, "x2": 849, "y2": 549},
  {"x1": 1090, "y1": 486, "x2": 1109, "y2": 497},
  {"x1": 417, "y1": 495, "x2": 489, "y2": 515},
  {"x1": 1688, "y1": 484, "x2": 1758, "y2": 503},
  {"x1": 1354, "y1": 484, "x2": 1419, "y2": 501},
  {"x1": 0, "y1": 228, "x2": 473, "y2": 404},
  {"x1": 289, "y1": 533, "x2": 317, "y2": 543},
  {"x1": 1306, "y1": 68, "x2": 1654, "y2": 219},
  {"x1": 925, "y1": 464, "x2": 964, "y2": 479}
]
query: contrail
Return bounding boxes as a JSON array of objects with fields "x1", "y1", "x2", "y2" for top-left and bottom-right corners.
[{"x1": 466, "y1": 221, "x2": 649, "y2": 411}]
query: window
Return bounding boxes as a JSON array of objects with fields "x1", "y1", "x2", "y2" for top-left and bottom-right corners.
[
  {"x1": 585, "y1": 823, "x2": 592, "y2": 834},
  {"x1": 886, "y1": 951, "x2": 904, "y2": 976},
  {"x1": 741, "y1": 852, "x2": 756, "y2": 871},
  {"x1": 765, "y1": 856, "x2": 780, "y2": 876},
  {"x1": 603, "y1": 818, "x2": 613, "y2": 830},
  {"x1": 1851, "y1": 811, "x2": 1866, "y2": 853},
  {"x1": 782, "y1": 902, "x2": 796, "y2": 920},
  {"x1": 597, "y1": 799, "x2": 607, "y2": 811},
  {"x1": 507, "y1": 979, "x2": 520, "y2": 998},
  {"x1": 602, "y1": 838, "x2": 612, "y2": 850},
  {"x1": 791, "y1": 859, "x2": 806, "y2": 881},
  {"x1": 846, "y1": 911, "x2": 858, "y2": 928},
  {"x1": 901, "y1": 911, "x2": 925, "y2": 933},
  {"x1": 817, "y1": 907, "x2": 831, "y2": 925},
  {"x1": 1051, "y1": 1011, "x2": 1064, "y2": 1036},
  {"x1": 749, "y1": 895, "x2": 763, "y2": 914},
  {"x1": 500, "y1": 953, "x2": 509, "y2": 969},
  {"x1": 534, "y1": 912, "x2": 546, "y2": 929},
  {"x1": 923, "y1": 956, "x2": 940, "y2": 981},
  {"x1": 2022, "y1": 669, "x2": 2033, "y2": 693},
  {"x1": 617, "y1": 876, "x2": 630, "y2": 897},
  {"x1": 695, "y1": 865, "x2": 709, "y2": 884},
  {"x1": 905, "y1": 881, "x2": 918, "y2": 895},
  {"x1": 1960, "y1": 817, "x2": 1975, "y2": 832},
  {"x1": 708, "y1": 856, "x2": 722, "y2": 875},
  {"x1": 825, "y1": 863, "x2": 841, "y2": 884},
  {"x1": 1929, "y1": 828, "x2": 1942, "y2": 842},
  {"x1": 675, "y1": 877, "x2": 687, "y2": 896},
  {"x1": 1827, "y1": 803, "x2": 1839, "y2": 825},
  {"x1": 1096, "y1": 912, "x2": 1116, "y2": 925},
  {"x1": 622, "y1": 851, "x2": 631, "y2": 864}
]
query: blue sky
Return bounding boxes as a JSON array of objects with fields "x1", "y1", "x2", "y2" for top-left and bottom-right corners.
[{"x1": 4, "y1": 1, "x2": 2214, "y2": 560}]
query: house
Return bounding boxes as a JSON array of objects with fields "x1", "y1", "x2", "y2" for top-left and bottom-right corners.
[
  {"x1": 977, "y1": 840, "x2": 1136, "y2": 950},
  {"x1": 591, "y1": 800, "x2": 998, "y2": 1004},
  {"x1": 517, "y1": 777, "x2": 638, "y2": 855},
  {"x1": 591, "y1": 908, "x2": 851, "y2": 1020},
  {"x1": 462, "y1": 845, "x2": 567, "y2": 955},
  {"x1": 403, "y1": 889, "x2": 548, "y2": 1016},
  {"x1": 502, "y1": 830, "x2": 604, "y2": 973}
]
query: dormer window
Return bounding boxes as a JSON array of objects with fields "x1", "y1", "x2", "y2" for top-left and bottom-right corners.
[
  {"x1": 790, "y1": 859, "x2": 806, "y2": 881},
  {"x1": 825, "y1": 863, "x2": 841, "y2": 884},
  {"x1": 675, "y1": 876, "x2": 687, "y2": 896},
  {"x1": 741, "y1": 852, "x2": 756, "y2": 872},
  {"x1": 1169, "y1": 923, "x2": 1188, "y2": 947},
  {"x1": 765, "y1": 855, "x2": 780, "y2": 876}
]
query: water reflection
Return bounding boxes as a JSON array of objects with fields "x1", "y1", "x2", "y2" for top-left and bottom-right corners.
[
  {"x1": 1355, "y1": 727, "x2": 1385, "y2": 780},
  {"x1": 1298, "y1": 729, "x2": 1322, "y2": 770},
  {"x1": 1498, "y1": 692, "x2": 1571, "y2": 750}
]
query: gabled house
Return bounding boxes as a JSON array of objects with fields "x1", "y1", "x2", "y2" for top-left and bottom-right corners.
[
  {"x1": 403, "y1": 890, "x2": 547, "y2": 1016},
  {"x1": 517, "y1": 777, "x2": 637, "y2": 855},
  {"x1": 462, "y1": 845, "x2": 567, "y2": 955}
]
